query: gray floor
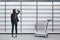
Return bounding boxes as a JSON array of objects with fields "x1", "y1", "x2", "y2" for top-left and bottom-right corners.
[{"x1": 0, "y1": 34, "x2": 60, "y2": 40}]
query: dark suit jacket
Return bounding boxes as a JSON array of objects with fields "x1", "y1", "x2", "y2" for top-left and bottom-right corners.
[{"x1": 11, "y1": 13, "x2": 19, "y2": 23}]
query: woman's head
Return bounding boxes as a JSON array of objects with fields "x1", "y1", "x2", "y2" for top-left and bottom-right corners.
[{"x1": 13, "y1": 9, "x2": 16, "y2": 14}]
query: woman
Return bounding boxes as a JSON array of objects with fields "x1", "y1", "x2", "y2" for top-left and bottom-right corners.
[{"x1": 11, "y1": 9, "x2": 20, "y2": 37}]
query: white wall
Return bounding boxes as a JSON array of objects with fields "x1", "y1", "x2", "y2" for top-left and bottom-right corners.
[{"x1": 0, "y1": 2, "x2": 60, "y2": 33}]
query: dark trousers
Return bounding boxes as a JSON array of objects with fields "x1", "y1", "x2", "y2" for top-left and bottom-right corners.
[{"x1": 12, "y1": 21, "x2": 17, "y2": 36}]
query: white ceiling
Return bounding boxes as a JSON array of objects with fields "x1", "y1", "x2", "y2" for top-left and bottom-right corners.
[{"x1": 0, "y1": 0, "x2": 60, "y2": 2}]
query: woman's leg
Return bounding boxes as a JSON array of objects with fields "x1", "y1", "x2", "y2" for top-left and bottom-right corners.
[
  {"x1": 12, "y1": 23, "x2": 14, "y2": 37},
  {"x1": 15, "y1": 22, "x2": 17, "y2": 36}
]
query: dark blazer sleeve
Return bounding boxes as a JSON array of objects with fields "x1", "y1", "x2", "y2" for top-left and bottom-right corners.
[
  {"x1": 16, "y1": 10, "x2": 20, "y2": 14},
  {"x1": 16, "y1": 11, "x2": 20, "y2": 22},
  {"x1": 11, "y1": 14, "x2": 13, "y2": 23}
]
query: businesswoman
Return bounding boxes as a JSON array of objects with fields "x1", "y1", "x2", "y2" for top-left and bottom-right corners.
[{"x1": 11, "y1": 9, "x2": 20, "y2": 37}]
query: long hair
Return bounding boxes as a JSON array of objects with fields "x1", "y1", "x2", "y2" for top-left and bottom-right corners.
[
  {"x1": 13, "y1": 9, "x2": 16, "y2": 14},
  {"x1": 12, "y1": 9, "x2": 16, "y2": 19}
]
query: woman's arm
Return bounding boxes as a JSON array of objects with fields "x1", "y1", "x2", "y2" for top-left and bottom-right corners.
[
  {"x1": 11, "y1": 14, "x2": 13, "y2": 23},
  {"x1": 16, "y1": 10, "x2": 20, "y2": 14}
]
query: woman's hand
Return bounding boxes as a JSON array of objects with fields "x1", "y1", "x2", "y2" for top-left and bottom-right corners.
[{"x1": 17, "y1": 10, "x2": 20, "y2": 13}]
